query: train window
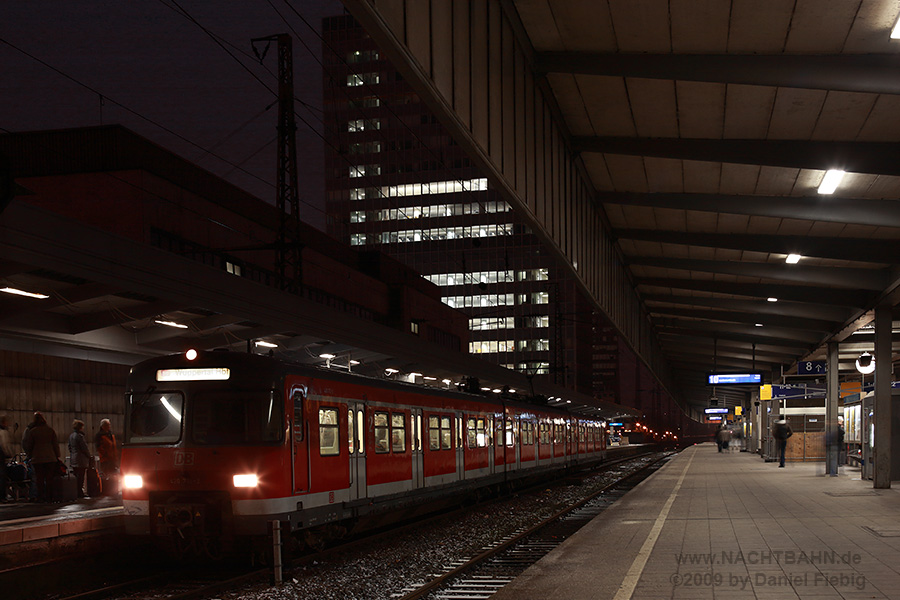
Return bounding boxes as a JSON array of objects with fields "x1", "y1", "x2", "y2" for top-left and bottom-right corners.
[
  {"x1": 374, "y1": 412, "x2": 390, "y2": 453},
  {"x1": 457, "y1": 417, "x2": 463, "y2": 449},
  {"x1": 292, "y1": 391, "x2": 305, "y2": 442},
  {"x1": 540, "y1": 422, "x2": 550, "y2": 445},
  {"x1": 466, "y1": 418, "x2": 476, "y2": 448},
  {"x1": 495, "y1": 418, "x2": 503, "y2": 448},
  {"x1": 505, "y1": 418, "x2": 515, "y2": 447},
  {"x1": 319, "y1": 408, "x2": 340, "y2": 456},
  {"x1": 579, "y1": 425, "x2": 585, "y2": 443},
  {"x1": 476, "y1": 418, "x2": 487, "y2": 447},
  {"x1": 191, "y1": 390, "x2": 283, "y2": 445},
  {"x1": 429, "y1": 416, "x2": 441, "y2": 450},
  {"x1": 348, "y1": 409, "x2": 355, "y2": 454},
  {"x1": 441, "y1": 416, "x2": 452, "y2": 450},
  {"x1": 415, "y1": 414, "x2": 422, "y2": 451},
  {"x1": 357, "y1": 410, "x2": 365, "y2": 454},
  {"x1": 391, "y1": 413, "x2": 406, "y2": 452},
  {"x1": 125, "y1": 392, "x2": 183, "y2": 444}
]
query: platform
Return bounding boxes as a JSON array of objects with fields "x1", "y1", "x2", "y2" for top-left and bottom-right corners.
[
  {"x1": 492, "y1": 443, "x2": 900, "y2": 600},
  {"x1": 0, "y1": 496, "x2": 124, "y2": 570}
]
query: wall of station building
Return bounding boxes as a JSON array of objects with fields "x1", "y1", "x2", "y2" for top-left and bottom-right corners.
[{"x1": 0, "y1": 349, "x2": 127, "y2": 461}]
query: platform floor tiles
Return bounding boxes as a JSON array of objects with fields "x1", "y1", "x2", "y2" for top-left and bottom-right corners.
[{"x1": 491, "y1": 443, "x2": 900, "y2": 600}]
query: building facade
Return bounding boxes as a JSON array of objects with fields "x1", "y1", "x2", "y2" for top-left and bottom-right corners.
[{"x1": 322, "y1": 14, "x2": 609, "y2": 398}]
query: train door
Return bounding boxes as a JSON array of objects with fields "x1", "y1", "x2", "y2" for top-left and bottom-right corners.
[
  {"x1": 455, "y1": 412, "x2": 465, "y2": 481},
  {"x1": 348, "y1": 401, "x2": 366, "y2": 500},
  {"x1": 411, "y1": 408, "x2": 425, "y2": 489},
  {"x1": 291, "y1": 387, "x2": 309, "y2": 493}
]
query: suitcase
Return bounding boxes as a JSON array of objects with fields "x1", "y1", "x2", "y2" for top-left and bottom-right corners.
[
  {"x1": 52, "y1": 475, "x2": 78, "y2": 502},
  {"x1": 86, "y1": 466, "x2": 102, "y2": 497}
]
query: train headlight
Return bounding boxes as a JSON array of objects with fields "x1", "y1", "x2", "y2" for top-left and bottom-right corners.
[
  {"x1": 123, "y1": 474, "x2": 143, "y2": 489},
  {"x1": 233, "y1": 474, "x2": 259, "y2": 488}
]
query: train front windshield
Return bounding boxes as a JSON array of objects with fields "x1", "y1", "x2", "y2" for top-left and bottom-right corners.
[
  {"x1": 191, "y1": 390, "x2": 283, "y2": 445},
  {"x1": 125, "y1": 389, "x2": 283, "y2": 445},
  {"x1": 126, "y1": 392, "x2": 185, "y2": 444}
]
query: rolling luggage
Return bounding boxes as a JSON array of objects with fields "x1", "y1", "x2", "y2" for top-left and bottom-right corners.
[
  {"x1": 52, "y1": 474, "x2": 78, "y2": 502},
  {"x1": 86, "y1": 466, "x2": 102, "y2": 497}
]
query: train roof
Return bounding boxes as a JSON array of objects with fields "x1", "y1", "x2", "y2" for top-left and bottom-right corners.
[{"x1": 128, "y1": 350, "x2": 606, "y2": 421}]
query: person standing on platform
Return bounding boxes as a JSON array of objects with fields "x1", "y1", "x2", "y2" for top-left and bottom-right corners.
[
  {"x1": 715, "y1": 425, "x2": 728, "y2": 452},
  {"x1": 68, "y1": 420, "x2": 91, "y2": 498},
  {"x1": 773, "y1": 418, "x2": 793, "y2": 468},
  {"x1": 21, "y1": 412, "x2": 60, "y2": 502},
  {"x1": 837, "y1": 416, "x2": 846, "y2": 466},
  {"x1": 95, "y1": 418, "x2": 118, "y2": 492},
  {"x1": 0, "y1": 415, "x2": 12, "y2": 502}
]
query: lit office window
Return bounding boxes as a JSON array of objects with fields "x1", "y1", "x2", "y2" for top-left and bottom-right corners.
[
  {"x1": 516, "y1": 339, "x2": 550, "y2": 352},
  {"x1": 468, "y1": 317, "x2": 516, "y2": 331},
  {"x1": 468, "y1": 340, "x2": 515, "y2": 354},
  {"x1": 442, "y1": 294, "x2": 514, "y2": 309},
  {"x1": 350, "y1": 233, "x2": 368, "y2": 246}
]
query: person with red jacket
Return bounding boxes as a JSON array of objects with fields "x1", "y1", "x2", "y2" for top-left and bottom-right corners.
[{"x1": 94, "y1": 419, "x2": 118, "y2": 479}]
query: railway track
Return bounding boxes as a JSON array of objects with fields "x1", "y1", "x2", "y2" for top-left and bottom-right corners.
[
  {"x1": 48, "y1": 450, "x2": 669, "y2": 600},
  {"x1": 393, "y1": 452, "x2": 671, "y2": 600}
]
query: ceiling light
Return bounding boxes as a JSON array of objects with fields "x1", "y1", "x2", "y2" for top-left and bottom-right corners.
[
  {"x1": 442, "y1": 379, "x2": 452, "y2": 385},
  {"x1": 409, "y1": 372, "x2": 422, "y2": 378},
  {"x1": 255, "y1": 340, "x2": 277, "y2": 348},
  {"x1": 817, "y1": 169, "x2": 845, "y2": 194},
  {"x1": 755, "y1": 323, "x2": 763, "y2": 327},
  {"x1": 155, "y1": 320, "x2": 188, "y2": 329},
  {"x1": 892, "y1": 14, "x2": 900, "y2": 39},
  {"x1": 492, "y1": 388, "x2": 502, "y2": 393},
  {"x1": 785, "y1": 254, "x2": 802, "y2": 264},
  {"x1": 349, "y1": 360, "x2": 360, "y2": 366},
  {"x1": 767, "y1": 297, "x2": 778, "y2": 302},
  {"x1": 385, "y1": 368, "x2": 399, "y2": 375},
  {"x1": 319, "y1": 353, "x2": 336, "y2": 359},
  {"x1": 856, "y1": 352, "x2": 875, "y2": 374},
  {"x1": 423, "y1": 376, "x2": 436, "y2": 381},
  {"x1": 1, "y1": 286, "x2": 49, "y2": 299}
]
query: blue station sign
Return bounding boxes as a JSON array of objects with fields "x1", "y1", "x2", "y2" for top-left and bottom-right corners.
[{"x1": 707, "y1": 372, "x2": 763, "y2": 385}]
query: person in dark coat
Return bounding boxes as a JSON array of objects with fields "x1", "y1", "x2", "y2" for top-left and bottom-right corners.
[
  {"x1": 772, "y1": 419, "x2": 793, "y2": 468},
  {"x1": 68, "y1": 420, "x2": 91, "y2": 498},
  {"x1": 22, "y1": 412, "x2": 60, "y2": 502}
]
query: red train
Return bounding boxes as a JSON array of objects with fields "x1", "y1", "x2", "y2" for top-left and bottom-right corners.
[{"x1": 121, "y1": 349, "x2": 610, "y2": 558}]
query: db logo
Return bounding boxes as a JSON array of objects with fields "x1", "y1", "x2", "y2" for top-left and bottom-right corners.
[
  {"x1": 174, "y1": 451, "x2": 195, "y2": 466},
  {"x1": 328, "y1": 491, "x2": 335, "y2": 504}
]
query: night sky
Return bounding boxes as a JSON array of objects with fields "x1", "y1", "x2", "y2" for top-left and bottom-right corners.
[{"x1": 2, "y1": 0, "x2": 345, "y2": 231}]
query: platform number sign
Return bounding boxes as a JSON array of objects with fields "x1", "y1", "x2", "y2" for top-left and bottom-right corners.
[{"x1": 799, "y1": 360, "x2": 826, "y2": 375}]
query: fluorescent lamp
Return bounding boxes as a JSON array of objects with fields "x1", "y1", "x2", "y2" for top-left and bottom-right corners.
[
  {"x1": 349, "y1": 360, "x2": 360, "y2": 366},
  {"x1": 385, "y1": 368, "x2": 399, "y2": 375},
  {"x1": 1, "y1": 286, "x2": 49, "y2": 299},
  {"x1": 256, "y1": 340, "x2": 277, "y2": 348},
  {"x1": 159, "y1": 395, "x2": 182, "y2": 420},
  {"x1": 755, "y1": 323, "x2": 763, "y2": 327},
  {"x1": 319, "y1": 353, "x2": 336, "y2": 359},
  {"x1": 423, "y1": 376, "x2": 436, "y2": 381},
  {"x1": 785, "y1": 254, "x2": 802, "y2": 264},
  {"x1": 767, "y1": 297, "x2": 778, "y2": 302},
  {"x1": 893, "y1": 14, "x2": 900, "y2": 39},
  {"x1": 442, "y1": 379, "x2": 452, "y2": 385},
  {"x1": 155, "y1": 319, "x2": 188, "y2": 329},
  {"x1": 817, "y1": 169, "x2": 845, "y2": 194}
]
